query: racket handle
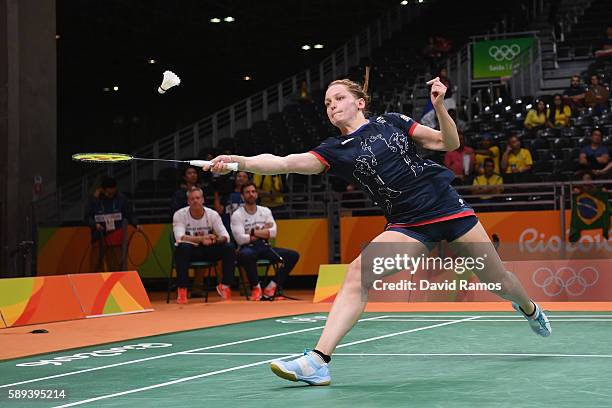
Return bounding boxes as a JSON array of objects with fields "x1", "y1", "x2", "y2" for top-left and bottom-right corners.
[{"x1": 189, "y1": 160, "x2": 239, "y2": 171}]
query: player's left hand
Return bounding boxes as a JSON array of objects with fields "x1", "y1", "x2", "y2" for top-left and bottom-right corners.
[{"x1": 426, "y1": 77, "x2": 447, "y2": 108}]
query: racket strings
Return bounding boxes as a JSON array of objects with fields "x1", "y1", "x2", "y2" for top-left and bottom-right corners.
[{"x1": 72, "y1": 153, "x2": 133, "y2": 163}]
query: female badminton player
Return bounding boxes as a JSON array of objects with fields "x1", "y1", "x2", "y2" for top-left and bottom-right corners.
[{"x1": 205, "y1": 76, "x2": 551, "y2": 386}]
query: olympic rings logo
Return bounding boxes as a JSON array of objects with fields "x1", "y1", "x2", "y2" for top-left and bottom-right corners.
[
  {"x1": 532, "y1": 267, "x2": 599, "y2": 297},
  {"x1": 488, "y1": 44, "x2": 521, "y2": 61}
]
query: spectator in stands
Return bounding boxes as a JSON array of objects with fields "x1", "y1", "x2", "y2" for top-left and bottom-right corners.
[
  {"x1": 572, "y1": 169, "x2": 607, "y2": 194},
  {"x1": 421, "y1": 99, "x2": 458, "y2": 130},
  {"x1": 448, "y1": 109, "x2": 468, "y2": 132},
  {"x1": 523, "y1": 99, "x2": 547, "y2": 135},
  {"x1": 224, "y1": 171, "x2": 250, "y2": 216},
  {"x1": 216, "y1": 171, "x2": 250, "y2": 236},
  {"x1": 474, "y1": 133, "x2": 501, "y2": 175},
  {"x1": 253, "y1": 173, "x2": 285, "y2": 209},
  {"x1": 501, "y1": 134, "x2": 533, "y2": 181},
  {"x1": 85, "y1": 177, "x2": 139, "y2": 272},
  {"x1": 433, "y1": 36, "x2": 452, "y2": 55},
  {"x1": 444, "y1": 132, "x2": 475, "y2": 184},
  {"x1": 199, "y1": 151, "x2": 215, "y2": 192},
  {"x1": 423, "y1": 37, "x2": 442, "y2": 67},
  {"x1": 579, "y1": 128, "x2": 610, "y2": 171},
  {"x1": 212, "y1": 172, "x2": 234, "y2": 215},
  {"x1": 171, "y1": 165, "x2": 201, "y2": 214},
  {"x1": 593, "y1": 160, "x2": 612, "y2": 176},
  {"x1": 231, "y1": 182, "x2": 300, "y2": 301},
  {"x1": 472, "y1": 158, "x2": 504, "y2": 202},
  {"x1": 210, "y1": 148, "x2": 237, "y2": 216},
  {"x1": 172, "y1": 186, "x2": 236, "y2": 304},
  {"x1": 563, "y1": 75, "x2": 586, "y2": 112},
  {"x1": 585, "y1": 74, "x2": 609, "y2": 115},
  {"x1": 299, "y1": 81, "x2": 311, "y2": 102},
  {"x1": 594, "y1": 25, "x2": 612, "y2": 59},
  {"x1": 546, "y1": 94, "x2": 571, "y2": 129}
]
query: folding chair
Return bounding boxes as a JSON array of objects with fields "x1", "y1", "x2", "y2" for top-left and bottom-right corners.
[
  {"x1": 166, "y1": 234, "x2": 217, "y2": 303},
  {"x1": 236, "y1": 259, "x2": 281, "y2": 300}
]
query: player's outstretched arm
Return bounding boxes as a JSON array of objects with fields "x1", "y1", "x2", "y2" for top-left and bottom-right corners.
[
  {"x1": 205, "y1": 152, "x2": 325, "y2": 175},
  {"x1": 411, "y1": 77, "x2": 460, "y2": 152}
]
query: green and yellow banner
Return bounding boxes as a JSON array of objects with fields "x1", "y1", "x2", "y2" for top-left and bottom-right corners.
[
  {"x1": 472, "y1": 37, "x2": 534, "y2": 79},
  {"x1": 570, "y1": 190, "x2": 611, "y2": 242}
]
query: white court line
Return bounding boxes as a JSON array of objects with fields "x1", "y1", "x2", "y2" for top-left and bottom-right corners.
[
  {"x1": 52, "y1": 355, "x2": 300, "y2": 408},
  {"x1": 183, "y1": 352, "x2": 291, "y2": 356},
  {"x1": 51, "y1": 317, "x2": 477, "y2": 407},
  {"x1": 333, "y1": 353, "x2": 612, "y2": 358},
  {"x1": 373, "y1": 319, "x2": 612, "y2": 322},
  {"x1": 182, "y1": 352, "x2": 612, "y2": 358},
  {"x1": 0, "y1": 315, "x2": 388, "y2": 389},
  {"x1": 382, "y1": 315, "x2": 612, "y2": 318},
  {"x1": 334, "y1": 317, "x2": 480, "y2": 349}
]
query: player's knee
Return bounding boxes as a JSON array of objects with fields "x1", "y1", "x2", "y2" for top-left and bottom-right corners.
[{"x1": 345, "y1": 259, "x2": 363, "y2": 288}]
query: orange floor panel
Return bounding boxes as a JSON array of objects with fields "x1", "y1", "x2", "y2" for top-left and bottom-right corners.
[{"x1": 2, "y1": 289, "x2": 611, "y2": 360}]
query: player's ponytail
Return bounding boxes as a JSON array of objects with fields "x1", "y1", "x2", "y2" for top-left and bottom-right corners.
[{"x1": 363, "y1": 65, "x2": 370, "y2": 95}]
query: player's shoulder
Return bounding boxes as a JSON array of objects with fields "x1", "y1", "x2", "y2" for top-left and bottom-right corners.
[
  {"x1": 376, "y1": 112, "x2": 415, "y2": 125},
  {"x1": 315, "y1": 135, "x2": 343, "y2": 146},
  {"x1": 310, "y1": 135, "x2": 344, "y2": 155}
]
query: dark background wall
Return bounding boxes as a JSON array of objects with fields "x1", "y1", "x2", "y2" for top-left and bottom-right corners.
[{"x1": 0, "y1": 0, "x2": 56, "y2": 276}]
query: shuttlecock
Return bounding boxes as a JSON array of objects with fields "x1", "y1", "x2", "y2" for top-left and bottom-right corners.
[{"x1": 158, "y1": 70, "x2": 181, "y2": 94}]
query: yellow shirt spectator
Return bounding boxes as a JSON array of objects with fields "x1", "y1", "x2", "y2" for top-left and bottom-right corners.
[
  {"x1": 475, "y1": 145, "x2": 500, "y2": 174},
  {"x1": 253, "y1": 174, "x2": 284, "y2": 207},
  {"x1": 547, "y1": 105, "x2": 572, "y2": 127},
  {"x1": 505, "y1": 148, "x2": 533, "y2": 173},
  {"x1": 472, "y1": 173, "x2": 504, "y2": 200},
  {"x1": 524, "y1": 109, "x2": 547, "y2": 129}
]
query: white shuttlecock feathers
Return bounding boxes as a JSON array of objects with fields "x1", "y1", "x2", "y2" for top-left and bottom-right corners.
[{"x1": 158, "y1": 70, "x2": 181, "y2": 94}]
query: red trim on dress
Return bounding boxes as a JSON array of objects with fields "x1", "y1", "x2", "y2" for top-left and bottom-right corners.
[
  {"x1": 308, "y1": 151, "x2": 330, "y2": 173},
  {"x1": 408, "y1": 122, "x2": 419, "y2": 137},
  {"x1": 386, "y1": 209, "x2": 475, "y2": 229}
]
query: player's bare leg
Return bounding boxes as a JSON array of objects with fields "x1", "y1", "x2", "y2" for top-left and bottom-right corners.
[
  {"x1": 450, "y1": 221, "x2": 551, "y2": 337},
  {"x1": 270, "y1": 231, "x2": 427, "y2": 385},
  {"x1": 314, "y1": 231, "x2": 427, "y2": 355}
]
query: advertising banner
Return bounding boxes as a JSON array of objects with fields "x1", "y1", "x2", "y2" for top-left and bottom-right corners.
[{"x1": 472, "y1": 37, "x2": 534, "y2": 79}]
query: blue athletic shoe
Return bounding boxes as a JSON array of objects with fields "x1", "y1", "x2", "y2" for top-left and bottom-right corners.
[
  {"x1": 512, "y1": 301, "x2": 552, "y2": 337},
  {"x1": 270, "y1": 350, "x2": 331, "y2": 386}
]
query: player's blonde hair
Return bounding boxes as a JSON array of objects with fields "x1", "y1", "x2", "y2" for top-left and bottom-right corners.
[{"x1": 327, "y1": 66, "x2": 371, "y2": 116}]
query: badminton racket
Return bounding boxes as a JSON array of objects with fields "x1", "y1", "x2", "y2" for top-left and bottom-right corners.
[{"x1": 71, "y1": 153, "x2": 239, "y2": 171}]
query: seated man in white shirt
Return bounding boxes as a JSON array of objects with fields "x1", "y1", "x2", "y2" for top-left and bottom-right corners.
[
  {"x1": 172, "y1": 187, "x2": 236, "y2": 304},
  {"x1": 230, "y1": 182, "x2": 300, "y2": 301}
]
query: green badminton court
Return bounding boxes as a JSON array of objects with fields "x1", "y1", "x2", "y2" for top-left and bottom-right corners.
[{"x1": 1, "y1": 312, "x2": 611, "y2": 407}]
